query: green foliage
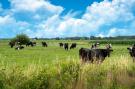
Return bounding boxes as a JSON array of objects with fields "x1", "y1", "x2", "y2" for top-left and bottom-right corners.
[
  {"x1": 0, "y1": 60, "x2": 134, "y2": 89},
  {"x1": 10, "y1": 34, "x2": 30, "y2": 45}
]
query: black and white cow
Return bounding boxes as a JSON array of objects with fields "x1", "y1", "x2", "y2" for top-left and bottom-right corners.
[
  {"x1": 127, "y1": 44, "x2": 135, "y2": 62},
  {"x1": 15, "y1": 45, "x2": 24, "y2": 50}
]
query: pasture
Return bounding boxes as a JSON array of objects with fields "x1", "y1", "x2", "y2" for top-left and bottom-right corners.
[
  {"x1": 0, "y1": 40, "x2": 135, "y2": 89},
  {"x1": 0, "y1": 40, "x2": 132, "y2": 65}
]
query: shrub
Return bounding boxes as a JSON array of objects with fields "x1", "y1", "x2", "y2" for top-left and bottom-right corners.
[{"x1": 10, "y1": 34, "x2": 30, "y2": 45}]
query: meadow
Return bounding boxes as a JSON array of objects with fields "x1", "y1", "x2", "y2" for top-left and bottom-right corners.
[{"x1": 0, "y1": 40, "x2": 135, "y2": 89}]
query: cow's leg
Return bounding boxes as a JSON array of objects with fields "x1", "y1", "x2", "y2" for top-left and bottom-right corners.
[
  {"x1": 93, "y1": 57, "x2": 97, "y2": 63},
  {"x1": 80, "y1": 55, "x2": 84, "y2": 64},
  {"x1": 98, "y1": 56, "x2": 104, "y2": 64}
]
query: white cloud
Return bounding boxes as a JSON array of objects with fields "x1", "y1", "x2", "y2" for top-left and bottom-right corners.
[
  {"x1": 83, "y1": 0, "x2": 134, "y2": 27},
  {"x1": 107, "y1": 28, "x2": 129, "y2": 37},
  {"x1": 80, "y1": 0, "x2": 135, "y2": 36},
  {"x1": 0, "y1": 15, "x2": 30, "y2": 38},
  {"x1": 10, "y1": 0, "x2": 63, "y2": 14},
  {"x1": 30, "y1": 0, "x2": 135, "y2": 38},
  {"x1": 0, "y1": 15, "x2": 15, "y2": 25},
  {"x1": 8, "y1": 0, "x2": 64, "y2": 25}
]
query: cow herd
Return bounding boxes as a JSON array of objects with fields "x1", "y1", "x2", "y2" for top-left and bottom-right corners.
[
  {"x1": 8, "y1": 41, "x2": 135, "y2": 63},
  {"x1": 59, "y1": 43, "x2": 77, "y2": 50},
  {"x1": 8, "y1": 41, "x2": 77, "y2": 51},
  {"x1": 80, "y1": 43, "x2": 135, "y2": 63}
]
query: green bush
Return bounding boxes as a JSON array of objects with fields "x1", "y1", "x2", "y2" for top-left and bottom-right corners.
[{"x1": 10, "y1": 34, "x2": 30, "y2": 45}]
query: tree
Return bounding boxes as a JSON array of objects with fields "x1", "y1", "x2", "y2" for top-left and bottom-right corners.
[
  {"x1": 90, "y1": 36, "x2": 95, "y2": 40},
  {"x1": 10, "y1": 34, "x2": 30, "y2": 45}
]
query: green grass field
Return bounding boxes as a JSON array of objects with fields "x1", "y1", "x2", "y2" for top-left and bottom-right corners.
[
  {"x1": 0, "y1": 40, "x2": 135, "y2": 89},
  {"x1": 0, "y1": 40, "x2": 132, "y2": 65}
]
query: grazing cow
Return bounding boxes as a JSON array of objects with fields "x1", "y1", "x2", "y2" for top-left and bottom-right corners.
[
  {"x1": 70, "y1": 43, "x2": 77, "y2": 49},
  {"x1": 64, "y1": 43, "x2": 69, "y2": 50},
  {"x1": 59, "y1": 43, "x2": 63, "y2": 47},
  {"x1": 26, "y1": 41, "x2": 36, "y2": 47},
  {"x1": 79, "y1": 44, "x2": 113, "y2": 63},
  {"x1": 15, "y1": 45, "x2": 24, "y2": 50},
  {"x1": 91, "y1": 42, "x2": 100, "y2": 49},
  {"x1": 9, "y1": 41, "x2": 15, "y2": 48},
  {"x1": 127, "y1": 44, "x2": 135, "y2": 62},
  {"x1": 42, "y1": 42, "x2": 48, "y2": 47}
]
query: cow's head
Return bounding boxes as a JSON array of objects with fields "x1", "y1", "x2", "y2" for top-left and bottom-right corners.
[
  {"x1": 105, "y1": 44, "x2": 113, "y2": 57},
  {"x1": 106, "y1": 44, "x2": 112, "y2": 49},
  {"x1": 101, "y1": 49, "x2": 113, "y2": 58},
  {"x1": 105, "y1": 49, "x2": 113, "y2": 57},
  {"x1": 127, "y1": 47, "x2": 132, "y2": 52},
  {"x1": 127, "y1": 47, "x2": 135, "y2": 57}
]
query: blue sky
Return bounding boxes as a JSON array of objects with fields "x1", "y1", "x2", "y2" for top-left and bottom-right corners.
[
  {"x1": 50, "y1": 0, "x2": 103, "y2": 17},
  {"x1": 0, "y1": 0, "x2": 135, "y2": 38}
]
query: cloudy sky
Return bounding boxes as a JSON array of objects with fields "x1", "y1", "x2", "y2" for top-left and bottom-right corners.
[{"x1": 0, "y1": 0, "x2": 135, "y2": 38}]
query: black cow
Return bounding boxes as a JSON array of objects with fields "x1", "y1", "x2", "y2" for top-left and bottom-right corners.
[
  {"x1": 9, "y1": 41, "x2": 15, "y2": 48},
  {"x1": 70, "y1": 43, "x2": 77, "y2": 49},
  {"x1": 64, "y1": 43, "x2": 69, "y2": 50},
  {"x1": 15, "y1": 46, "x2": 24, "y2": 50},
  {"x1": 59, "y1": 43, "x2": 63, "y2": 47},
  {"x1": 79, "y1": 45, "x2": 113, "y2": 63},
  {"x1": 42, "y1": 42, "x2": 48, "y2": 47},
  {"x1": 26, "y1": 41, "x2": 36, "y2": 47},
  {"x1": 127, "y1": 44, "x2": 135, "y2": 62}
]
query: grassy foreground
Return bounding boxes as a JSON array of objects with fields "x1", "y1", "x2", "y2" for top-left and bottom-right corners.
[{"x1": 0, "y1": 58, "x2": 135, "y2": 89}]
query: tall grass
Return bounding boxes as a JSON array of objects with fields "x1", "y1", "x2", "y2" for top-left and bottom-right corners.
[{"x1": 0, "y1": 56, "x2": 135, "y2": 89}]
